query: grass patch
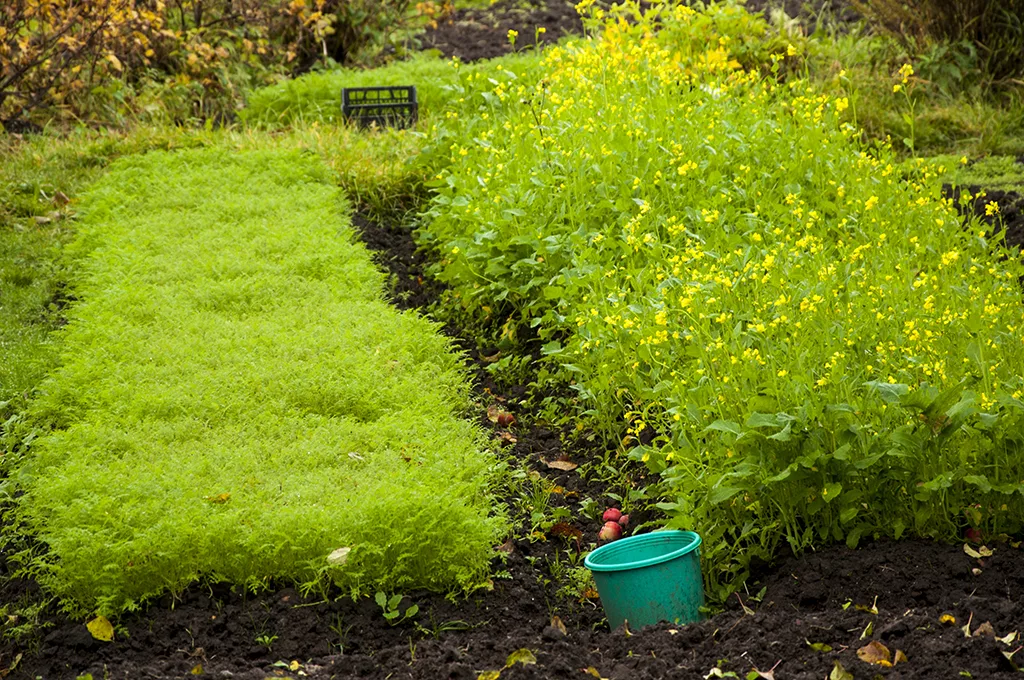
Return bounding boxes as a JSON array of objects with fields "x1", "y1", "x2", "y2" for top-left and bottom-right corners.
[
  {"x1": 11, "y1": 147, "x2": 502, "y2": 615},
  {"x1": 242, "y1": 52, "x2": 543, "y2": 129},
  {"x1": 949, "y1": 155, "x2": 1024, "y2": 192}
]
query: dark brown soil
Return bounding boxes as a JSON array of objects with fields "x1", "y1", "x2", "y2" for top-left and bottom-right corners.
[
  {"x1": 422, "y1": 0, "x2": 583, "y2": 63},
  {"x1": 420, "y1": 0, "x2": 857, "y2": 64}
]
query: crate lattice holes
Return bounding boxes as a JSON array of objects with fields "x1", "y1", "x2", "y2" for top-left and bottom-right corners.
[{"x1": 341, "y1": 86, "x2": 418, "y2": 129}]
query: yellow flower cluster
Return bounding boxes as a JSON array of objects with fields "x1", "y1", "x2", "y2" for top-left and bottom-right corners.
[{"x1": 430, "y1": 1, "x2": 1024, "y2": 485}]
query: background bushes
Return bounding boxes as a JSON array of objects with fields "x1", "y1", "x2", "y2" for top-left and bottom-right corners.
[
  {"x1": 0, "y1": 0, "x2": 449, "y2": 126},
  {"x1": 852, "y1": 0, "x2": 1024, "y2": 84}
]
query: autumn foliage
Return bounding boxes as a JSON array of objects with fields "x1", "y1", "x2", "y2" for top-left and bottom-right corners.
[{"x1": 0, "y1": 0, "x2": 437, "y2": 125}]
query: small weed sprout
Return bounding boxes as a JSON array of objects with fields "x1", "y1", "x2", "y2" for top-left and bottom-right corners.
[{"x1": 375, "y1": 592, "x2": 419, "y2": 626}]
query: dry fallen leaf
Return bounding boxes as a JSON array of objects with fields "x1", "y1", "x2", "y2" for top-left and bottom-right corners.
[
  {"x1": 549, "y1": 522, "x2": 583, "y2": 544},
  {"x1": 583, "y1": 667, "x2": 609, "y2": 680},
  {"x1": 496, "y1": 538, "x2": 515, "y2": 554},
  {"x1": 749, "y1": 661, "x2": 781, "y2": 680},
  {"x1": 543, "y1": 459, "x2": 578, "y2": 471},
  {"x1": 1, "y1": 652, "x2": 23, "y2": 678},
  {"x1": 327, "y1": 547, "x2": 351, "y2": 566},
  {"x1": 857, "y1": 640, "x2": 892, "y2": 666},
  {"x1": 964, "y1": 544, "x2": 994, "y2": 559},
  {"x1": 550, "y1": 615, "x2": 567, "y2": 636},
  {"x1": 973, "y1": 621, "x2": 996, "y2": 638},
  {"x1": 894, "y1": 650, "x2": 909, "y2": 665},
  {"x1": 86, "y1": 615, "x2": 114, "y2": 642},
  {"x1": 497, "y1": 431, "x2": 517, "y2": 445}
]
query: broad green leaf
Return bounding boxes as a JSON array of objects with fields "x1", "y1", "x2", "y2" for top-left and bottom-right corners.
[
  {"x1": 708, "y1": 486, "x2": 743, "y2": 505},
  {"x1": 822, "y1": 482, "x2": 842, "y2": 503}
]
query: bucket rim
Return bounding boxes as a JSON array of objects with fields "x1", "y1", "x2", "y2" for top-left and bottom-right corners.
[{"x1": 584, "y1": 530, "x2": 701, "y2": 573}]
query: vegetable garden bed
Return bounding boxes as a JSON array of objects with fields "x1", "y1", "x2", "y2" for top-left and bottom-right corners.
[
  {"x1": 3, "y1": 0, "x2": 1024, "y2": 677},
  {"x1": 5, "y1": 208, "x2": 1024, "y2": 680},
  {"x1": 6, "y1": 148, "x2": 502, "y2": 617}
]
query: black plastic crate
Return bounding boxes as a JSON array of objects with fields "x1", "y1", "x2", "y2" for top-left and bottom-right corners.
[{"x1": 341, "y1": 86, "x2": 418, "y2": 129}]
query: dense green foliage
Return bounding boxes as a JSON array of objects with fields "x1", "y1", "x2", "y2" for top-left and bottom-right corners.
[
  {"x1": 0, "y1": 128, "x2": 223, "y2": 424},
  {"x1": 243, "y1": 52, "x2": 542, "y2": 128},
  {"x1": 10, "y1": 147, "x2": 502, "y2": 615},
  {"x1": 852, "y1": 0, "x2": 1024, "y2": 83},
  {"x1": 421, "y1": 2, "x2": 1024, "y2": 597}
]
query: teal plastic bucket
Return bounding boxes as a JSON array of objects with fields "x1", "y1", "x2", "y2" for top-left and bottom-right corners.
[{"x1": 584, "y1": 530, "x2": 704, "y2": 629}]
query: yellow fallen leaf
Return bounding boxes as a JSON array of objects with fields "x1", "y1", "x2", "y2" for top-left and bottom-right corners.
[
  {"x1": 997, "y1": 631, "x2": 1018, "y2": 645},
  {"x1": 505, "y1": 649, "x2": 537, "y2": 667},
  {"x1": 477, "y1": 671, "x2": 501, "y2": 680},
  {"x1": 190, "y1": 663, "x2": 203, "y2": 675},
  {"x1": 894, "y1": 650, "x2": 908, "y2": 664},
  {"x1": 205, "y1": 493, "x2": 230, "y2": 504},
  {"x1": 105, "y1": 53, "x2": 123, "y2": 72},
  {"x1": 964, "y1": 544, "x2": 994, "y2": 559},
  {"x1": 550, "y1": 615, "x2": 567, "y2": 636},
  {"x1": 86, "y1": 615, "x2": 114, "y2": 642},
  {"x1": 939, "y1": 614, "x2": 956, "y2": 624}
]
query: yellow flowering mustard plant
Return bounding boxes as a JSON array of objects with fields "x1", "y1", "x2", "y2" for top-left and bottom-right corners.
[{"x1": 423, "y1": 1, "x2": 1024, "y2": 599}]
